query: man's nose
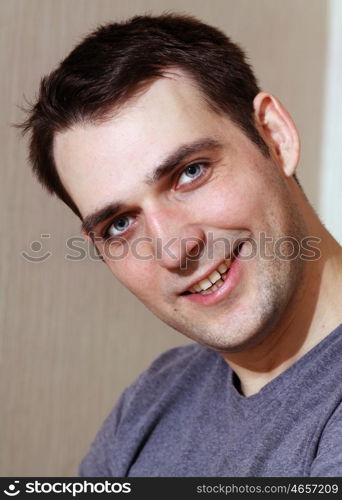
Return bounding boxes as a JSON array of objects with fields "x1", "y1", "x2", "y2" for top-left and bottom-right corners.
[{"x1": 145, "y1": 208, "x2": 206, "y2": 270}]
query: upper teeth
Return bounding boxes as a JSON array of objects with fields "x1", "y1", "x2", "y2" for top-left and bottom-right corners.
[{"x1": 189, "y1": 260, "x2": 231, "y2": 294}]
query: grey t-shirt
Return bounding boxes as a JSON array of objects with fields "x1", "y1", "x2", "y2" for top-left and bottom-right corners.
[{"x1": 79, "y1": 324, "x2": 342, "y2": 477}]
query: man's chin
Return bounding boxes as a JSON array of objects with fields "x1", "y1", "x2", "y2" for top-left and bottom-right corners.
[
  {"x1": 172, "y1": 305, "x2": 285, "y2": 354},
  {"x1": 197, "y1": 330, "x2": 272, "y2": 354}
]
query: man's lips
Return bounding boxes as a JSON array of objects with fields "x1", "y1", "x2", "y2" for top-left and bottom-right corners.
[
  {"x1": 179, "y1": 241, "x2": 245, "y2": 296},
  {"x1": 180, "y1": 246, "x2": 243, "y2": 305}
]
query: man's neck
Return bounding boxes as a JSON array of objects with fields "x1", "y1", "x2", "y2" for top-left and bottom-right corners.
[{"x1": 222, "y1": 222, "x2": 342, "y2": 398}]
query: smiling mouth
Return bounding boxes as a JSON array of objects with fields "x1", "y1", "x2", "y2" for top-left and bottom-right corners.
[{"x1": 181, "y1": 242, "x2": 244, "y2": 296}]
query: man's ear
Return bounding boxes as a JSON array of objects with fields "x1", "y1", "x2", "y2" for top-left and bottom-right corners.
[{"x1": 253, "y1": 92, "x2": 300, "y2": 177}]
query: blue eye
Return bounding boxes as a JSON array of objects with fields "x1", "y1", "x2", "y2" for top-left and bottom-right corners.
[
  {"x1": 177, "y1": 163, "x2": 206, "y2": 187},
  {"x1": 107, "y1": 215, "x2": 132, "y2": 237}
]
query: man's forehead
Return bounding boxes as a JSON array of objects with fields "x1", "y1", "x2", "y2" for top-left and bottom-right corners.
[{"x1": 53, "y1": 71, "x2": 231, "y2": 217}]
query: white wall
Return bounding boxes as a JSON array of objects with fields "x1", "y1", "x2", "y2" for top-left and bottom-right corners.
[{"x1": 319, "y1": 0, "x2": 342, "y2": 244}]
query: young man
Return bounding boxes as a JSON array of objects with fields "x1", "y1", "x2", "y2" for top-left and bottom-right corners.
[{"x1": 18, "y1": 14, "x2": 342, "y2": 476}]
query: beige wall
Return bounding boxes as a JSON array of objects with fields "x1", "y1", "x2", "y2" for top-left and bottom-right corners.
[{"x1": 1, "y1": 0, "x2": 328, "y2": 476}]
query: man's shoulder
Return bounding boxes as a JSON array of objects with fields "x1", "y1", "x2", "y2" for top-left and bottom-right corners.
[
  {"x1": 124, "y1": 342, "x2": 216, "y2": 402},
  {"x1": 142, "y1": 342, "x2": 209, "y2": 375},
  {"x1": 79, "y1": 342, "x2": 219, "y2": 477}
]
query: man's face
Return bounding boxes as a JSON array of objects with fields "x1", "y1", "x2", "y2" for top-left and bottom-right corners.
[{"x1": 54, "y1": 71, "x2": 305, "y2": 353}]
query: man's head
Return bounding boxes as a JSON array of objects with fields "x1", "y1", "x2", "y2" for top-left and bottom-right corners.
[
  {"x1": 18, "y1": 14, "x2": 307, "y2": 353},
  {"x1": 17, "y1": 13, "x2": 269, "y2": 217}
]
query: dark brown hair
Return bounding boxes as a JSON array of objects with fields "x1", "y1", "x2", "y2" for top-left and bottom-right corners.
[{"x1": 16, "y1": 13, "x2": 269, "y2": 219}]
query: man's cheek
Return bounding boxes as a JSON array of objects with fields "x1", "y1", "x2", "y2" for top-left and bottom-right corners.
[
  {"x1": 205, "y1": 191, "x2": 255, "y2": 227},
  {"x1": 203, "y1": 175, "x2": 260, "y2": 223},
  {"x1": 113, "y1": 262, "x2": 157, "y2": 297}
]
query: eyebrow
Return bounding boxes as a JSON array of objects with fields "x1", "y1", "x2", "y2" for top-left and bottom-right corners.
[
  {"x1": 144, "y1": 138, "x2": 222, "y2": 185},
  {"x1": 81, "y1": 137, "x2": 222, "y2": 235}
]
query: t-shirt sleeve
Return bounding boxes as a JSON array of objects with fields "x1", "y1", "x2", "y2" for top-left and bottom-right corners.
[
  {"x1": 310, "y1": 402, "x2": 342, "y2": 477},
  {"x1": 78, "y1": 388, "x2": 128, "y2": 477}
]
